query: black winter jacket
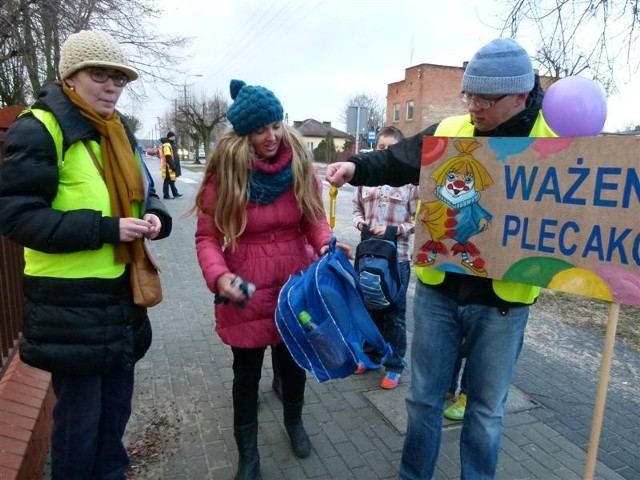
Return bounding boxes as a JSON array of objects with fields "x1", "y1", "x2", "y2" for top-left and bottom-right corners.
[
  {"x1": 0, "y1": 83, "x2": 172, "y2": 375},
  {"x1": 347, "y1": 78, "x2": 547, "y2": 309}
]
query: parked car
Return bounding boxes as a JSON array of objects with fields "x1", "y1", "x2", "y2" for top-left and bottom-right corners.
[
  {"x1": 198, "y1": 147, "x2": 206, "y2": 159},
  {"x1": 146, "y1": 146, "x2": 159, "y2": 157}
]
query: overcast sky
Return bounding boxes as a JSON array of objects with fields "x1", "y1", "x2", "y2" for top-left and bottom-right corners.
[{"x1": 126, "y1": 0, "x2": 638, "y2": 140}]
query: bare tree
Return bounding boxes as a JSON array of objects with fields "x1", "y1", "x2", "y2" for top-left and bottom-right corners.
[
  {"x1": 339, "y1": 93, "x2": 385, "y2": 152},
  {"x1": 173, "y1": 91, "x2": 228, "y2": 164},
  {"x1": 0, "y1": 0, "x2": 189, "y2": 107},
  {"x1": 341, "y1": 92, "x2": 386, "y2": 131},
  {"x1": 500, "y1": 0, "x2": 640, "y2": 95}
]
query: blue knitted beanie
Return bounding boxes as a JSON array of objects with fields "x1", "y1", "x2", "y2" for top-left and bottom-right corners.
[
  {"x1": 227, "y1": 79, "x2": 284, "y2": 136},
  {"x1": 462, "y1": 38, "x2": 534, "y2": 95}
]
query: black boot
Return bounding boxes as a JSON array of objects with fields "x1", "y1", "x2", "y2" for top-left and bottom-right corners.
[
  {"x1": 271, "y1": 375, "x2": 283, "y2": 402},
  {"x1": 283, "y1": 401, "x2": 311, "y2": 458},
  {"x1": 233, "y1": 423, "x2": 261, "y2": 480}
]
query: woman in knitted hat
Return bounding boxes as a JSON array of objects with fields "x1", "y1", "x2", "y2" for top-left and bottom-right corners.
[
  {"x1": 0, "y1": 30, "x2": 172, "y2": 479},
  {"x1": 193, "y1": 79, "x2": 350, "y2": 479}
]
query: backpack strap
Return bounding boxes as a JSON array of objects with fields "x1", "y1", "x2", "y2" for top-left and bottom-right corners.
[
  {"x1": 383, "y1": 226, "x2": 398, "y2": 243},
  {"x1": 360, "y1": 224, "x2": 372, "y2": 241},
  {"x1": 360, "y1": 224, "x2": 398, "y2": 244}
]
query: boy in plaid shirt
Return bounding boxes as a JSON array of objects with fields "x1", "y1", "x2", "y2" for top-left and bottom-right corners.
[{"x1": 352, "y1": 126, "x2": 419, "y2": 389}]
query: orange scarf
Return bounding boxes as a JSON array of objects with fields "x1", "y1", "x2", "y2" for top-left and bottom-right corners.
[{"x1": 63, "y1": 83, "x2": 145, "y2": 265}]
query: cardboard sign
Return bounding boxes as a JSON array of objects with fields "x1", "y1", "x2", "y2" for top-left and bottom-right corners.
[{"x1": 415, "y1": 136, "x2": 640, "y2": 308}]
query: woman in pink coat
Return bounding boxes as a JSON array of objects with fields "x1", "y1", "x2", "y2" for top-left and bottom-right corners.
[{"x1": 194, "y1": 80, "x2": 341, "y2": 480}]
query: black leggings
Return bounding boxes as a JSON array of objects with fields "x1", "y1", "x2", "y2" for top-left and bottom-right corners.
[{"x1": 231, "y1": 342, "x2": 306, "y2": 426}]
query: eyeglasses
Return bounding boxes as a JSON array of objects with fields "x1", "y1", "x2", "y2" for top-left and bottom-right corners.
[
  {"x1": 460, "y1": 92, "x2": 508, "y2": 109},
  {"x1": 88, "y1": 68, "x2": 129, "y2": 87}
]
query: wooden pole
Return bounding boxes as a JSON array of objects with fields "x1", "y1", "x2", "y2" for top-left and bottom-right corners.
[{"x1": 582, "y1": 302, "x2": 620, "y2": 480}]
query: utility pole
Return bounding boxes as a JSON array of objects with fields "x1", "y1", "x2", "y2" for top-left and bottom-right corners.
[
  {"x1": 347, "y1": 105, "x2": 368, "y2": 153},
  {"x1": 355, "y1": 106, "x2": 361, "y2": 153}
]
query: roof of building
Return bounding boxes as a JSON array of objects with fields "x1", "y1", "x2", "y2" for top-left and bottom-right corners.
[{"x1": 292, "y1": 118, "x2": 350, "y2": 138}]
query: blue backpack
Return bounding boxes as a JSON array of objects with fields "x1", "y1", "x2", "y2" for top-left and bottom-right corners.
[
  {"x1": 275, "y1": 238, "x2": 394, "y2": 383},
  {"x1": 355, "y1": 225, "x2": 403, "y2": 310}
]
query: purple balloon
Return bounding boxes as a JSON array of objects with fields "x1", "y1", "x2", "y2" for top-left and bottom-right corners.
[{"x1": 542, "y1": 76, "x2": 607, "y2": 136}]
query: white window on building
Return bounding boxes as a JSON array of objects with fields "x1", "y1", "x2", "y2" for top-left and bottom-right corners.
[
  {"x1": 406, "y1": 100, "x2": 414, "y2": 121},
  {"x1": 393, "y1": 103, "x2": 400, "y2": 122},
  {"x1": 307, "y1": 142, "x2": 315, "y2": 151}
]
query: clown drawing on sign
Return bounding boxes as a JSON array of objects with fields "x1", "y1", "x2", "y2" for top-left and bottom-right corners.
[{"x1": 416, "y1": 139, "x2": 494, "y2": 277}]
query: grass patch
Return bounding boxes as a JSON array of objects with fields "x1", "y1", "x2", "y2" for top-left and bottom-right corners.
[{"x1": 533, "y1": 289, "x2": 640, "y2": 352}]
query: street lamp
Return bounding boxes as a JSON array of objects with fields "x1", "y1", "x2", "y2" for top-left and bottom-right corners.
[
  {"x1": 183, "y1": 73, "x2": 203, "y2": 106},
  {"x1": 181, "y1": 74, "x2": 203, "y2": 161}
]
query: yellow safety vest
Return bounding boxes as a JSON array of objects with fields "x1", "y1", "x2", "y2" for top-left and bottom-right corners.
[
  {"x1": 160, "y1": 142, "x2": 176, "y2": 181},
  {"x1": 23, "y1": 109, "x2": 142, "y2": 279},
  {"x1": 414, "y1": 111, "x2": 556, "y2": 304}
]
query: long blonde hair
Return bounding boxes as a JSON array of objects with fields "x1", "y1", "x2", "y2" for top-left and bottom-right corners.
[{"x1": 193, "y1": 123, "x2": 326, "y2": 251}]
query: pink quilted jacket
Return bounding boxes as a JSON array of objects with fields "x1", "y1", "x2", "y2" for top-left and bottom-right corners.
[{"x1": 195, "y1": 179, "x2": 332, "y2": 348}]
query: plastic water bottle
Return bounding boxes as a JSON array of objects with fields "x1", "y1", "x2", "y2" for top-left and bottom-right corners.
[
  {"x1": 298, "y1": 311, "x2": 317, "y2": 332},
  {"x1": 298, "y1": 311, "x2": 349, "y2": 370}
]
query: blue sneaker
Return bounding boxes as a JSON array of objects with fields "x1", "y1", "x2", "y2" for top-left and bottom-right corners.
[{"x1": 381, "y1": 371, "x2": 401, "y2": 389}]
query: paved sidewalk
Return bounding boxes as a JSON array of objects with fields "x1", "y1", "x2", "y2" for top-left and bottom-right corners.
[{"x1": 117, "y1": 160, "x2": 639, "y2": 480}]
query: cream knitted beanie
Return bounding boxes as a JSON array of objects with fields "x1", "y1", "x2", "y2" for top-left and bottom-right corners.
[{"x1": 59, "y1": 30, "x2": 138, "y2": 81}]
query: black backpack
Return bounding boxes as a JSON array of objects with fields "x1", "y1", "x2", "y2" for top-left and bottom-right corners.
[{"x1": 354, "y1": 225, "x2": 404, "y2": 310}]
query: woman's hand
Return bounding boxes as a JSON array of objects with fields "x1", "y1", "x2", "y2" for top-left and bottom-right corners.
[
  {"x1": 325, "y1": 162, "x2": 355, "y2": 187},
  {"x1": 319, "y1": 241, "x2": 354, "y2": 260},
  {"x1": 119, "y1": 217, "x2": 154, "y2": 242},
  {"x1": 216, "y1": 272, "x2": 247, "y2": 303},
  {"x1": 143, "y1": 213, "x2": 162, "y2": 239}
]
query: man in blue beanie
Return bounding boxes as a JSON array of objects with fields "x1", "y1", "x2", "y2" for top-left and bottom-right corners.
[{"x1": 326, "y1": 38, "x2": 556, "y2": 479}]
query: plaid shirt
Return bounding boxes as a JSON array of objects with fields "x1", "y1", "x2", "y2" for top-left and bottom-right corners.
[{"x1": 352, "y1": 184, "x2": 419, "y2": 261}]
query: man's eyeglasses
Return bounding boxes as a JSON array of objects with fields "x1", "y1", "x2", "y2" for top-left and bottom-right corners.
[
  {"x1": 88, "y1": 68, "x2": 129, "y2": 87},
  {"x1": 460, "y1": 92, "x2": 507, "y2": 110}
]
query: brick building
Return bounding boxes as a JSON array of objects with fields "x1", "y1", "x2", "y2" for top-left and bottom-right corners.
[
  {"x1": 386, "y1": 63, "x2": 467, "y2": 136},
  {"x1": 386, "y1": 63, "x2": 554, "y2": 136}
]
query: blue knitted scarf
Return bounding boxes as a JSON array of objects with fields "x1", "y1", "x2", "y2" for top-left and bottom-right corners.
[{"x1": 248, "y1": 144, "x2": 293, "y2": 205}]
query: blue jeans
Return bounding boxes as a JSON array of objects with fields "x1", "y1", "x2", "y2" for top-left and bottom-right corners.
[
  {"x1": 367, "y1": 260, "x2": 410, "y2": 373},
  {"x1": 399, "y1": 281, "x2": 528, "y2": 480},
  {"x1": 51, "y1": 369, "x2": 135, "y2": 480}
]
